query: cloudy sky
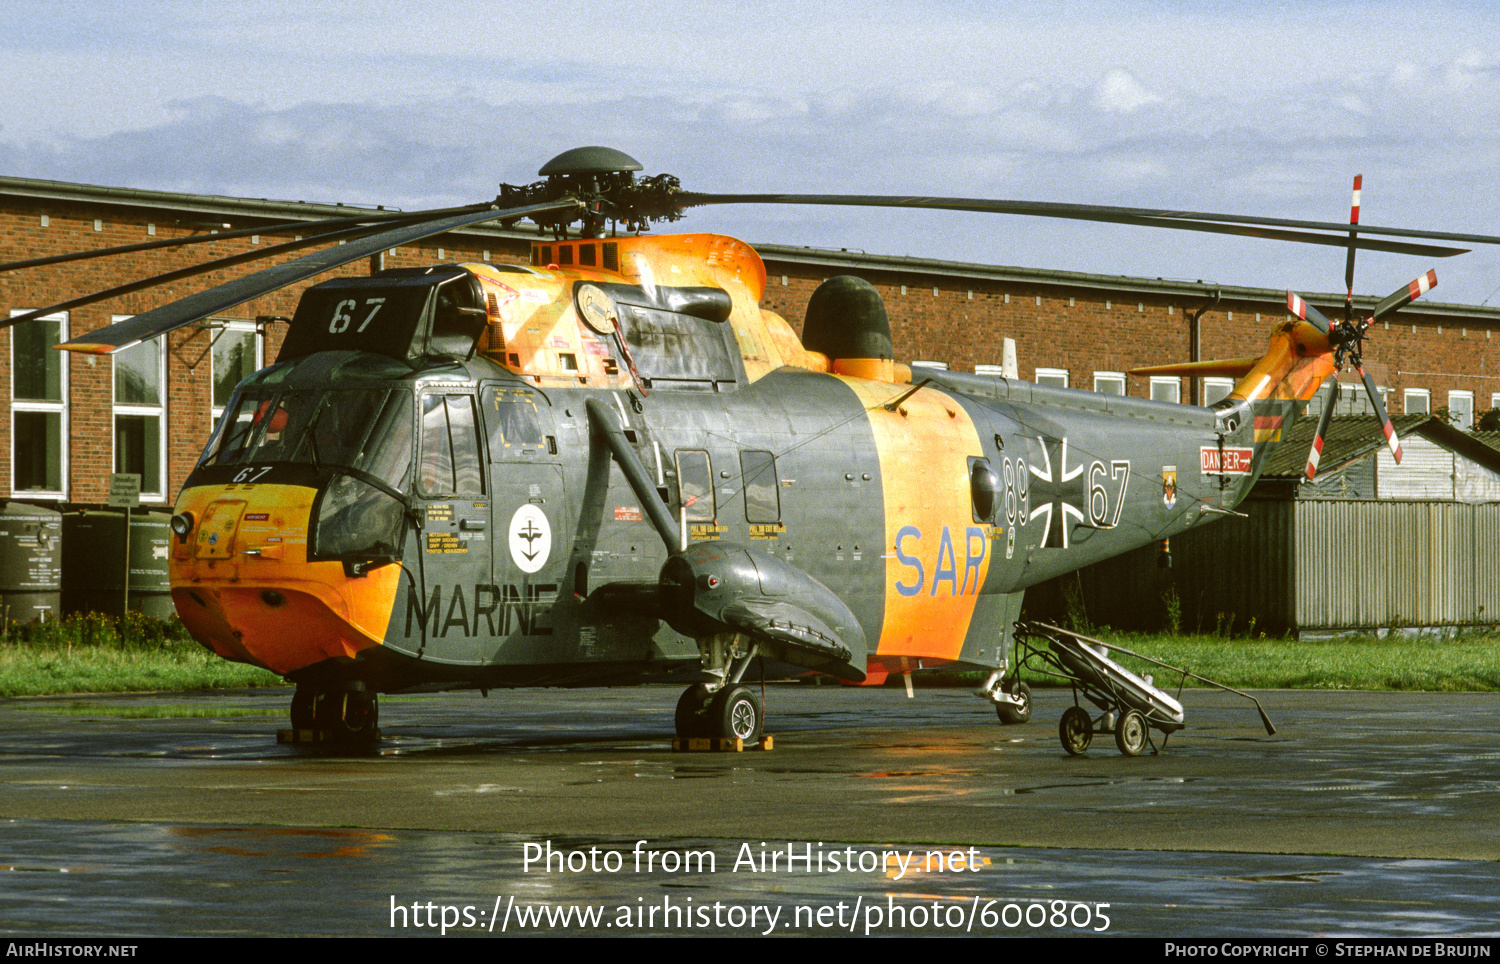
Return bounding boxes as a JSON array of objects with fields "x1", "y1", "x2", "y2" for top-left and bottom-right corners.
[{"x1": 4, "y1": 0, "x2": 1500, "y2": 306}]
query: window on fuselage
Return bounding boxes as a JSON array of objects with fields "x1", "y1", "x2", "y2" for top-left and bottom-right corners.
[
  {"x1": 419, "y1": 393, "x2": 483, "y2": 497},
  {"x1": 483, "y1": 386, "x2": 546, "y2": 458},
  {"x1": 740, "y1": 450, "x2": 780, "y2": 524},
  {"x1": 676, "y1": 450, "x2": 715, "y2": 523}
]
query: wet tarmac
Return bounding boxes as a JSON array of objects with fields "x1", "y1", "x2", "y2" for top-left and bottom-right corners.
[{"x1": 0, "y1": 684, "x2": 1497, "y2": 937}]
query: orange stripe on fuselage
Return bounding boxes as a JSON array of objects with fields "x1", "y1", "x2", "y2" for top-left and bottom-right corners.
[{"x1": 844, "y1": 379, "x2": 990, "y2": 661}]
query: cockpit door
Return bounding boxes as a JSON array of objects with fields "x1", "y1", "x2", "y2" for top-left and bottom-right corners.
[
  {"x1": 480, "y1": 385, "x2": 571, "y2": 656},
  {"x1": 410, "y1": 391, "x2": 492, "y2": 655}
]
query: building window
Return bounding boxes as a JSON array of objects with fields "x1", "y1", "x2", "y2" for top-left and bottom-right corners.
[
  {"x1": 1448, "y1": 390, "x2": 1474, "y2": 430},
  {"x1": 974, "y1": 364, "x2": 1006, "y2": 377},
  {"x1": 910, "y1": 360, "x2": 948, "y2": 370},
  {"x1": 211, "y1": 321, "x2": 262, "y2": 418},
  {"x1": 10, "y1": 310, "x2": 67, "y2": 498},
  {"x1": 1202, "y1": 377, "x2": 1234, "y2": 406},
  {"x1": 1094, "y1": 371, "x2": 1126, "y2": 395},
  {"x1": 1149, "y1": 376, "x2": 1181, "y2": 404},
  {"x1": 1405, "y1": 388, "x2": 1430, "y2": 415},
  {"x1": 1035, "y1": 368, "x2": 1068, "y2": 388},
  {"x1": 113, "y1": 328, "x2": 166, "y2": 501}
]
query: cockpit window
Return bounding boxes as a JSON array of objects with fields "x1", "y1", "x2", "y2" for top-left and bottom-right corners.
[{"x1": 201, "y1": 388, "x2": 414, "y2": 491}]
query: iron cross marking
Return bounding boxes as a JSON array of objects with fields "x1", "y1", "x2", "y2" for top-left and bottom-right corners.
[{"x1": 1027, "y1": 434, "x2": 1087, "y2": 549}]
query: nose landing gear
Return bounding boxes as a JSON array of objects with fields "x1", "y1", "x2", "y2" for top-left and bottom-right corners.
[{"x1": 287, "y1": 683, "x2": 380, "y2": 744}]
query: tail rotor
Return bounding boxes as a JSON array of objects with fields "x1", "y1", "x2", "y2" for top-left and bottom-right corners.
[{"x1": 1286, "y1": 175, "x2": 1437, "y2": 480}]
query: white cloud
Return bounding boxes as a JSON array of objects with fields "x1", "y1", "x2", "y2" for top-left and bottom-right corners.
[{"x1": 1090, "y1": 69, "x2": 1163, "y2": 114}]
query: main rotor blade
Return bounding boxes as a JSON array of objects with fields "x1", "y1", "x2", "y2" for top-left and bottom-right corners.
[
  {"x1": 1286, "y1": 291, "x2": 1333, "y2": 335},
  {"x1": 1306, "y1": 378, "x2": 1340, "y2": 481},
  {"x1": 58, "y1": 198, "x2": 581, "y2": 354},
  {"x1": 7, "y1": 217, "x2": 435, "y2": 330},
  {"x1": 1358, "y1": 365, "x2": 1403, "y2": 464},
  {"x1": 1372, "y1": 269, "x2": 1438, "y2": 324},
  {"x1": 679, "y1": 193, "x2": 1476, "y2": 257},
  {"x1": 0, "y1": 203, "x2": 478, "y2": 274}
]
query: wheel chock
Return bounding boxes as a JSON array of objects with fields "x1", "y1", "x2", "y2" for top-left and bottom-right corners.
[{"x1": 670, "y1": 735, "x2": 774, "y2": 752}]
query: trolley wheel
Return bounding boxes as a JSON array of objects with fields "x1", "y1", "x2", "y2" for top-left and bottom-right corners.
[
  {"x1": 996, "y1": 681, "x2": 1032, "y2": 725},
  {"x1": 1059, "y1": 706, "x2": 1092, "y2": 755},
  {"x1": 1115, "y1": 710, "x2": 1147, "y2": 756}
]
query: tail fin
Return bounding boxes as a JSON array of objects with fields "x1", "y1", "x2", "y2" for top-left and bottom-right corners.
[{"x1": 1131, "y1": 318, "x2": 1336, "y2": 485}]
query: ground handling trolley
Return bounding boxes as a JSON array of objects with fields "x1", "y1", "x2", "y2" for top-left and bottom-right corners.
[{"x1": 1009, "y1": 621, "x2": 1277, "y2": 756}]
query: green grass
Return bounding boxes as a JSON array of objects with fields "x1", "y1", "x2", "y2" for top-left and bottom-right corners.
[
  {"x1": 20, "y1": 702, "x2": 283, "y2": 719},
  {"x1": 0, "y1": 612, "x2": 282, "y2": 697},
  {"x1": 3, "y1": 612, "x2": 1499, "y2": 697},
  {"x1": 1015, "y1": 630, "x2": 1500, "y2": 692}
]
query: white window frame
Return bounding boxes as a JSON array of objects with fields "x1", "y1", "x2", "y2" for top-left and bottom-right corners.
[
  {"x1": 1202, "y1": 377, "x2": 1235, "y2": 406},
  {"x1": 973, "y1": 363, "x2": 1005, "y2": 377},
  {"x1": 1035, "y1": 367, "x2": 1068, "y2": 388},
  {"x1": 112, "y1": 322, "x2": 168, "y2": 502},
  {"x1": 1149, "y1": 376, "x2": 1181, "y2": 404},
  {"x1": 210, "y1": 320, "x2": 264, "y2": 419},
  {"x1": 1448, "y1": 390, "x2": 1474, "y2": 430},
  {"x1": 9, "y1": 310, "x2": 68, "y2": 500},
  {"x1": 1404, "y1": 388, "x2": 1430, "y2": 415},
  {"x1": 1094, "y1": 371, "x2": 1126, "y2": 396}
]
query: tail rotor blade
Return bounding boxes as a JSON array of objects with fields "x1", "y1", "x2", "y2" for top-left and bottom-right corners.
[
  {"x1": 1287, "y1": 290, "x2": 1333, "y2": 335},
  {"x1": 1306, "y1": 379, "x2": 1341, "y2": 480},
  {"x1": 1372, "y1": 270, "x2": 1437, "y2": 324},
  {"x1": 1343, "y1": 175, "x2": 1362, "y2": 321},
  {"x1": 1358, "y1": 365, "x2": 1403, "y2": 464}
]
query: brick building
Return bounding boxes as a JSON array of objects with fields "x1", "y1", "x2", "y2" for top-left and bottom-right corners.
[{"x1": 2, "y1": 175, "x2": 1497, "y2": 509}]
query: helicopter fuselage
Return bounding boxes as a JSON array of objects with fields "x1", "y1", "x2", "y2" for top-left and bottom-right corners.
[{"x1": 168, "y1": 254, "x2": 1272, "y2": 696}]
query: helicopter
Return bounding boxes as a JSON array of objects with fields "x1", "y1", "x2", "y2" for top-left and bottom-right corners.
[{"x1": 8, "y1": 148, "x2": 1495, "y2": 744}]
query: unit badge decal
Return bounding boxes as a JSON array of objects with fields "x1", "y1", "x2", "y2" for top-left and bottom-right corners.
[{"x1": 509, "y1": 505, "x2": 552, "y2": 574}]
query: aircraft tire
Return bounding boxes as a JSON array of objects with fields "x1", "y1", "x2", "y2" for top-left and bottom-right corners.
[
  {"x1": 1059, "y1": 706, "x2": 1092, "y2": 755},
  {"x1": 290, "y1": 686, "x2": 316, "y2": 729},
  {"x1": 674, "y1": 684, "x2": 714, "y2": 739},
  {"x1": 710, "y1": 685, "x2": 763, "y2": 744},
  {"x1": 314, "y1": 687, "x2": 379, "y2": 743},
  {"x1": 1115, "y1": 710, "x2": 1147, "y2": 756},
  {"x1": 995, "y1": 681, "x2": 1032, "y2": 725}
]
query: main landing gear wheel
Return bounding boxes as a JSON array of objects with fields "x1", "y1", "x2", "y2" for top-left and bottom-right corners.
[
  {"x1": 1115, "y1": 709, "x2": 1148, "y2": 756},
  {"x1": 674, "y1": 684, "x2": 713, "y2": 739},
  {"x1": 290, "y1": 686, "x2": 316, "y2": 729},
  {"x1": 303, "y1": 686, "x2": 380, "y2": 743},
  {"x1": 995, "y1": 680, "x2": 1032, "y2": 725},
  {"x1": 1059, "y1": 706, "x2": 1093, "y2": 755},
  {"x1": 710, "y1": 685, "x2": 763, "y2": 744}
]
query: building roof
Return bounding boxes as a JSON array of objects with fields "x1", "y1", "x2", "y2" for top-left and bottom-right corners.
[{"x1": 1260, "y1": 413, "x2": 1500, "y2": 480}]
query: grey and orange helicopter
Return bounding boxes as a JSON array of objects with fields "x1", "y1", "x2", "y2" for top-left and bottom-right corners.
[{"x1": 8, "y1": 149, "x2": 1492, "y2": 746}]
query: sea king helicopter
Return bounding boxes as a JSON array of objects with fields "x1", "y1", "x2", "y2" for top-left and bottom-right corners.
[{"x1": 8, "y1": 148, "x2": 1496, "y2": 747}]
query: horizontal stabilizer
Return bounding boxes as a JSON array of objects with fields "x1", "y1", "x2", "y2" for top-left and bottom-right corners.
[{"x1": 1128, "y1": 357, "x2": 1261, "y2": 378}]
